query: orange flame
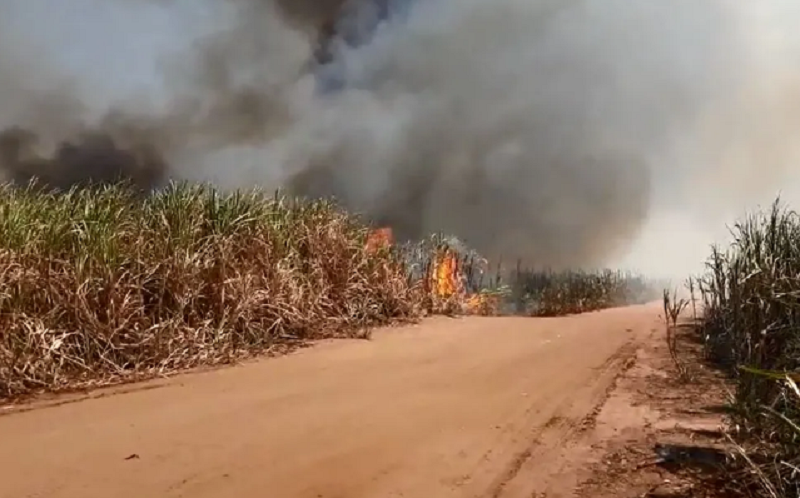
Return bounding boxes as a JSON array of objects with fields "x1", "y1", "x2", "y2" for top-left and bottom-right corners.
[
  {"x1": 465, "y1": 293, "x2": 498, "y2": 316},
  {"x1": 432, "y1": 249, "x2": 498, "y2": 315},
  {"x1": 364, "y1": 230, "x2": 497, "y2": 316},
  {"x1": 365, "y1": 227, "x2": 394, "y2": 253},
  {"x1": 432, "y1": 249, "x2": 460, "y2": 299}
]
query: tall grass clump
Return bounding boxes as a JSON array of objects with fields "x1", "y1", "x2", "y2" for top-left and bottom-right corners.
[
  {"x1": 0, "y1": 182, "x2": 420, "y2": 399},
  {"x1": 510, "y1": 268, "x2": 656, "y2": 316},
  {"x1": 697, "y1": 198, "x2": 800, "y2": 497}
]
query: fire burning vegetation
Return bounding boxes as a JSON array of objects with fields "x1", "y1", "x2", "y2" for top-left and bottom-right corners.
[
  {"x1": 0, "y1": 182, "x2": 657, "y2": 399},
  {"x1": 5, "y1": 2, "x2": 800, "y2": 495},
  {"x1": 0, "y1": 0, "x2": 666, "y2": 400}
]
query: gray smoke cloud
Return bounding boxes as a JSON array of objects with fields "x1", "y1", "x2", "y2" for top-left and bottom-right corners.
[{"x1": 1, "y1": 0, "x2": 799, "y2": 272}]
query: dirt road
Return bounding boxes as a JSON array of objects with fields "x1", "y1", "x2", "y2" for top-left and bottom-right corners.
[{"x1": 0, "y1": 304, "x2": 659, "y2": 498}]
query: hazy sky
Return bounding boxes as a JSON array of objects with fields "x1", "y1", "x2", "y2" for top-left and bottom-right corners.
[
  {"x1": 5, "y1": 0, "x2": 800, "y2": 278},
  {"x1": 1, "y1": 0, "x2": 219, "y2": 106},
  {"x1": 7, "y1": 0, "x2": 800, "y2": 113}
]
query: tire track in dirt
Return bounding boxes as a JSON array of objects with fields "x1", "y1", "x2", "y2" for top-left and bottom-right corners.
[{"x1": 483, "y1": 340, "x2": 642, "y2": 498}]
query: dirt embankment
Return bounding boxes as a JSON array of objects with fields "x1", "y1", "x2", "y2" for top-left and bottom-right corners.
[{"x1": 0, "y1": 303, "x2": 724, "y2": 498}]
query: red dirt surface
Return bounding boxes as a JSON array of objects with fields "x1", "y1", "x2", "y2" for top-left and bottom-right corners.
[{"x1": 0, "y1": 304, "x2": 664, "y2": 498}]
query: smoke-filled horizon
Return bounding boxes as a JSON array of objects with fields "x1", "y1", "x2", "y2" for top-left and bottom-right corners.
[{"x1": 1, "y1": 0, "x2": 800, "y2": 277}]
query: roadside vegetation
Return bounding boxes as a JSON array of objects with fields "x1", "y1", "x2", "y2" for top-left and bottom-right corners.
[
  {"x1": 686, "y1": 199, "x2": 800, "y2": 498},
  {"x1": 0, "y1": 182, "x2": 419, "y2": 399},
  {"x1": 0, "y1": 181, "x2": 654, "y2": 400},
  {"x1": 510, "y1": 268, "x2": 655, "y2": 317}
]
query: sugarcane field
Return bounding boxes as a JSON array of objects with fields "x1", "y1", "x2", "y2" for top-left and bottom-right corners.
[{"x1": 0, "y1": 1, "x2": 799, "y2": 497}]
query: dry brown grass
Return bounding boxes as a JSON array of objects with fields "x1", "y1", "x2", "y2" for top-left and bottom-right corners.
[
  {"x1": 0, "y1": 182, "x2": 422, "y2": 399},
  {"x1": 0, "y1": 182, "x2": 660, "y2": 401},
  {"x1": 511, "y1": 268, "x2": 656, "y2": 316}
]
